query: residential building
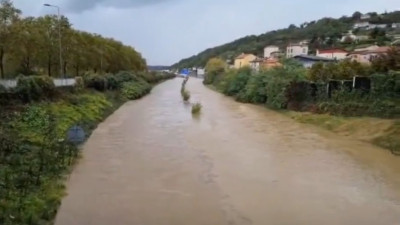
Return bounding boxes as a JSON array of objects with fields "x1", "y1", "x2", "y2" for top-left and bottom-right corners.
[
  {"x1": 348, "y1": 46, "x2": 391, "y2": 64},
  {"x1": 249, "y1": 58, "x2": 264, "y2": 71},
  {"x1": 316, "y1": 49, "x2": 348, "y2": 60},
  {"x1": 234, "y1": 53, "x2": 257, "y2": 69},
  {"x1": 264, "y1": 45, "x2": 280, "y2": 58},
  {"x1": 393, "y1": 23, "x2": 400, "y2": 29},
  {"x1": 270, "y1": 51, "x2": 284, "y2": 59},
  {"x1": 360, "y1": 13, "x2": 371, "y2": 20},
  {"x1": 286, "y1": 43, "x2": 309, "y2": 58},
  {"x1": 293, "y1": 55, "x2": 334, "y2": 68},
  {"x1": 367, "y1": 24, "x2": 388, "y2": 30},
  {"x1": 354, "y1": 21, "x2": 370, "y2": 29},
  {"x1": 261, "y1": 58, "x2": 282, "y2": 70}
]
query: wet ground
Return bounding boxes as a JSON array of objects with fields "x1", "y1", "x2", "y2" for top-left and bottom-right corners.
[{"x1": 55, "y1": 78, "x2": 400, "y2": 225}]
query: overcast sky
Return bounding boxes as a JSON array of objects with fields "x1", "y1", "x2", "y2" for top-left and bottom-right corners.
[{"x1": 14, "y1": 0, "x2": 400, "y2": 65}]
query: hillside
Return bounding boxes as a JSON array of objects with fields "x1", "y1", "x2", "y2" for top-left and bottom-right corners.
[{"x1": 172, "y1": 11, "x2": 400, "y2": 69}]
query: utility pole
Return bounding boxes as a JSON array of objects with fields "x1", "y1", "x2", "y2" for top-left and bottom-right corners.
[{"x1": 44, "y1": 4, "x2": 63, "y2": 78}]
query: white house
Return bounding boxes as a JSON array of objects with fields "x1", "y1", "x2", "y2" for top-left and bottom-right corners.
[
  {"x1": 316, "y1": 49, "x2": 348, "y2": 60},
  {"x1": 354, "y1": 21, "x2": 370, "y2": 29},
  {"x1": 249, "y1": 58, "x2": 264, "y2": 71},
  {"x1": 264, "y1": 45, "x2": 280, "y2": 58},
  {"x1": 286, "y1": 43, "x2": 309, "y2": 58},
  {"x1": 360, "y1": 13, "x2": 371, "y2": 20}
]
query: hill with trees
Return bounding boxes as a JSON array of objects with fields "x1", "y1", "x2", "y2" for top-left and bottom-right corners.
[{"x1": 172, "y1": 11, "x2": 400, "y2": 69}]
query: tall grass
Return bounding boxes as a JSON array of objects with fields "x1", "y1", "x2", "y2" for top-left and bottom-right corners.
[{"x1": 192, "y1": 103, "x2": 202, "y2": 114}]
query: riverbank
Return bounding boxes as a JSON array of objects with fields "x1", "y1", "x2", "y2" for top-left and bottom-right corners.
[
  {"x1": 0, "y1": 73, "x2": 174, "y2": 225},
  {"x1": 286, "y1": 111, "x2": 400, "y2": 155}
]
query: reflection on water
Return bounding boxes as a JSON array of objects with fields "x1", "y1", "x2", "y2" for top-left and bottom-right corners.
[{"x1": 55, "y1": 78, "x2": 400, "y2": 225}]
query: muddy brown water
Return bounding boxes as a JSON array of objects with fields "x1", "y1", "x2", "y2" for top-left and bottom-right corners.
[{"x1": 55, "y1": 78, "x2": 400, "y2": 225}]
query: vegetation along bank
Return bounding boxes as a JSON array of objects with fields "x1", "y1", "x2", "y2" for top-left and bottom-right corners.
[{"x1": 203, "y1": 49, "x2": 400, "y2": 155}]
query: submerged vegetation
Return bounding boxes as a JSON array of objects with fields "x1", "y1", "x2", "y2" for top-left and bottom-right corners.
[{"x1": 191, "y1": 103, "x2": 202, "y2": 115}]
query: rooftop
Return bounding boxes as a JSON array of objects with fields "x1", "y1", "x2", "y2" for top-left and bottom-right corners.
[
  {"x1": 318, "y1": 49, "x2": 348, "y2": 54},
  {"x1": 293, "y1": 55, "x2": 335, "y2": 62}
]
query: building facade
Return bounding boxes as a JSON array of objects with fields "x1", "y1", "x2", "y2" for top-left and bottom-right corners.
[
  {"x1": 316, "y1": 49, "x2": 348, "y2": 60},
  {"x1": 234, "y1": 53, "x2": 257, "y2": 69},
  {"x1": 264, "y1": 45, "x2": 280, "y2": 58},
  {"x1": 286, "y1": 43, "x2": 309, "y2": 58}
]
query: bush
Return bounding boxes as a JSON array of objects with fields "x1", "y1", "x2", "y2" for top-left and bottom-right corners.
[
  {"x1": 84, "y1": 73, "x2": 108, "y2": 91},
  {"x1": 236, "y1": 72, "x2": 268, "y2": 104},
  {"x1": 182, "y1": 89, "x2": 191, "y2": 101},
  {"x1": 192, "y1": 103, "x2": 202, "y2": 114},
  {"x1": 16, "y1": 75, "x2": 56, "y2": 102},
  {"x1": 121, "y1": 80, "x2": 152, "y2": 100},
  {"x1": 224, "y1": 67, "x2": 252, "y2": 96}
]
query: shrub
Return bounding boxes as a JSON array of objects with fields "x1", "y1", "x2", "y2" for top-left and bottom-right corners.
[
  {"x1": 121, "y1": 80, "x2": 152, "y2": 100},
  {"x1": 16, "y1": 75, "x2": 56, "y2": 102},
  {"x1": 236, "y1": 72, "x2": 268, "y2": 104},
  {"x1": 225, "y1": 67, "x2": 252, "y2": 96},
  {"x1": 182, "y1": 89, "x2": 190, "y2": 101},
  {"x1": 192, "y1": 103, "x2": 202, "y2": 114},
  {"x1": 105, "y1": 73, "x2": 119, "y2": 90},
  {"x1": 84, "y1": 73, "x2": 107, "y2": 91}
]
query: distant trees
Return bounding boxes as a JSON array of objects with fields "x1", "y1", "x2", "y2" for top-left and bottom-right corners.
[
  {"x1": 0, "y1": 0, "x2": 146, "y2": 78},
  {"x1": 308, "y1": 60, "x2": 370, "y2": 82},
  {"x1": 352, "y1": 11, "x2": 362, "y2": 20}
]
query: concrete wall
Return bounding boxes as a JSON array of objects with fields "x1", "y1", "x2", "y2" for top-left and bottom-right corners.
[{"x1": 0, "y1": 78, "x2": 76, "y2": 89}]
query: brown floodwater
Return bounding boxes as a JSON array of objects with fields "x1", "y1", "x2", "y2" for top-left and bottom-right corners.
[{"x1": 55, "y1": 78, "x2": 400, "y2": 225}]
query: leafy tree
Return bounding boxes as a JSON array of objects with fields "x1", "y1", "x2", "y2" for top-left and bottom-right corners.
[
  {"x1": 0, "y1": 0, "x2": 20, "y2": 78},
  {"x1": 204, "y1": 58, "x2": 226, "y2": 84},
  {"x1": 352, "y1": 11, "x2": 362, "y2": 20},
  {"x1": 371, "y1": 47, "x2": 400, "y2": 72}
]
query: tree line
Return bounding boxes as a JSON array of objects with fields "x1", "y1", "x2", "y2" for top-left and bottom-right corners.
[{"x1": 0, "y1": 0, "x2": 147, "y2": 79}]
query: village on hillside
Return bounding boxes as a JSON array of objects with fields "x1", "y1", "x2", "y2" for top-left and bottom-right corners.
[{"x1": 178, "y1": 12, "x2": 400, "y2": 77}]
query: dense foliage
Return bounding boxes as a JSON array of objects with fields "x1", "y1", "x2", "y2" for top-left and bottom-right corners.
[
  {"x1": 0, "y1": 70, "x2": 175, "y2": 224},
  {"x1": 208, "y1": 58, "x2": 400, "y2": 118},
  {"x1": 172, "y1": 11, "x2": 400, "y2": 69},
  {"x1": 0, "y1": 0, "x2": 146, "y2": 78}
]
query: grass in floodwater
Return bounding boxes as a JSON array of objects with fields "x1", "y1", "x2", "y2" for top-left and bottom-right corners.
[
  {"x1": 192, "y1": 103, "x2": 202, "y2": 114},
  {"x1": 182, "y1": 89, "x2": 191, "y2": 101}
]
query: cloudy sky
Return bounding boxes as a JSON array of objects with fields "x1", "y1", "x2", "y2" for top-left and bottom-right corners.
[{"x1": 14, "y1": 0, "x2": 400, "y2": 65}]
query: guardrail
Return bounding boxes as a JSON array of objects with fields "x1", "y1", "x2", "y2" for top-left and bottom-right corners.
[{"x1": 0, "y1": 78, "x2": 76, "y2": 89}]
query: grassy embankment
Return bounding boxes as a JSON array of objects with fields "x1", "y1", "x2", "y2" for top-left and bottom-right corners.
[
  {"x1": 0, "y1": 71, "x2": 174, "y2": 225},
  {"x1": 287, "y1": 112, "x2": 400, "y2": 155}
]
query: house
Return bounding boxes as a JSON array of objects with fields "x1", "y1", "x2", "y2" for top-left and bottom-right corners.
[
  {"x1": 367, "y1": 24, "x2": 388, "y2": 30},
  {"x1": 393, "y1": 23, "x2": 400, "y2": 29},
  {"x1": 249, "y1": 58, "x2": 264, "y2": 71},
  {"x1": 354, "y1": 21, "x2": 370, "y2": 29},
  {"x1": 316, "y1": 49, "x2": 348, "y2": 60},
  {"x1": 270, "y1": 51, "x2": 284, "y2": 59},
  {"x1": 360, "y1": 13, "x2": 371, "y2": 20},
  {"x1": 264, "y1": 45, "x2": 280, "y2": 58},
  {"x1": 286, "y1": 43, "x2": 309, "y2": 58},
  {"x1": 348, "y1": 46, "x2": 391, "y2": 64},
  {"x1": 262, "y1": 58, "x2": 282, "y2": 70},
  {"x1": 234, "y1": 53, "x2": 257, "y2": 69},
  {"x1": 293, "y1": 55, "x2": 335, "y2": 68}
]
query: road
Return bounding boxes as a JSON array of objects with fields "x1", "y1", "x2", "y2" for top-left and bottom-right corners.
[{"x1": 55, "y1": 78, "x2": 400, "y2": 225}]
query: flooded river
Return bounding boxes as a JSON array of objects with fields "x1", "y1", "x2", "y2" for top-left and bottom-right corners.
[{"x1": 55, "y1": 78, "x2": 400, "y2": 225}]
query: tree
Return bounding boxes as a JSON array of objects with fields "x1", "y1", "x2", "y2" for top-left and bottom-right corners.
[
  {"x1": 0, "y1": 0, "x2": 21, "y2": 78},
  {"x1": 352, "y1": 11, "x2": 362, "y2": 20},
  {"x1": 204, "y1": 58, "x2": 226, "y2": 84},
  {"x1": 372, "y1": 47, "x2": 400, "y2": 72}
]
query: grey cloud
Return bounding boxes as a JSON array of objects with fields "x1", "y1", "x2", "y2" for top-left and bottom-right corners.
[{"x1": 60, "y1": 0, "x2": 177, "y2": 13}]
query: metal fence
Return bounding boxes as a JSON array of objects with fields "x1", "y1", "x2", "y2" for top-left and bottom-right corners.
[{"x1": 0, "y1": 78, "x2": 76, "y2": 89}]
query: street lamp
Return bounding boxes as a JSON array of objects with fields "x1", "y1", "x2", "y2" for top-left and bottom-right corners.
[{"x1": 44, "y1": 3, "x2": 63, "y2": 78}]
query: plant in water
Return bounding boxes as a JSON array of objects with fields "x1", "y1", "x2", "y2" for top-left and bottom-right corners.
[
  {"x1": 192, "y1": 102, "x2": 202, "y2": 114},
  {"x1": 182, "y1": 89, "x2": 191, "y2": 101}
]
